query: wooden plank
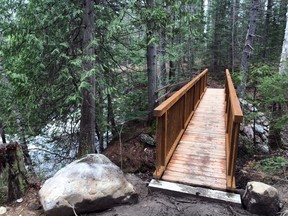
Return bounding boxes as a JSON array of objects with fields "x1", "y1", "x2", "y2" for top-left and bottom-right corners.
[
  {"x1": 167, "y1": 161, "x2": 227, "y2": 176},
  {"x1": 183, "y1": 131, "x2": 225, "y2": 138},
  {"x1": 165, "y1": 167, "x2": 226, "y2": 181},
  {"x1": 174, "y1": 148, "x2": 226, "y2": 158},
  {"x1": 178, "y1": 141, "x2": 225, "y2": 149},
  {"x1": 180, "y1": 140, "x2": 225, "y2": 147},
  {"x1": 166, "y1": 162, "x2": 226, "y2": 177},
  {"x1": 148, "y1": 180, "x2": 242, "y2": 205},
  {"x1": 169, "y1": 158, "x2": 226, "y2": 171},
  {"x1": 162, "y1": 170, "x2": 226, "y2": 190}
]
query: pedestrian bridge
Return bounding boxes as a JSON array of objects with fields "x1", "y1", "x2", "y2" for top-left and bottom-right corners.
[{"x1": 151, "y1": 69, "x2": 243, "y2": 192}]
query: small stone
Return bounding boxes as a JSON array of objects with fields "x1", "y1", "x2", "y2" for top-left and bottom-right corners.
[
  {"x1": 254, "y1": 124, "x2": 265, "y2": 134},
  {"x1": 258, "y1": 112, "x2": 265, "y2": 117},
  {"x1": 248, "y1": 104, "x2": 258, "y2": 112},
  {"x1": 244, "y1": 125, "x2": 254, "y2": 139},
  {"x1": 242, "y1": 182, "x2": 280, "y2": 216},
  {"x1": 263, "y1": 121, "x2": 269, "y2": 126},
  {"x1": 261, "y1": 133, "x2": 268, "y2": 143},
  {"x1": 259, "y1": 116, "x2": 267, "y2": 123},
  {"x1": 239, "y1": 98, "x2": 248, "y2": 106},
  {"x1": 255, "y1": 135, "x2": 262, "y2": 144},
  {"x1": 0, "y1": 207, "x2": 7, "y2": 215},
  {"x1": 139, "y1": 134, "x2": 155, "y2": 146},
  {"x1": 16, "y1": 198, "x2": 23, "y2": 203},
  {"x1": 29, "y1": 203, "x2": 42, "y2": 210},
  {"x1": 257, "y1": 144, "x2": 270, "y2": 154},
  {"x1": 240, "y1": 124, "x2": 244, "y2": 132}
]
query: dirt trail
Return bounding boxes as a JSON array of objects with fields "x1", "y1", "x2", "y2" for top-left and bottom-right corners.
[{"x1": 2, "y1": 174, "x2": 256, "y2": 216}]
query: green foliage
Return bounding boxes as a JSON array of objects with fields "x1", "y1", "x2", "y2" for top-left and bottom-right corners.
[
  {"x1": 147, "y1": 120, "x2": 156, "y2": 135},
  {"x1": 258, "y1": 73, "x2": 288, "y2": 129},
  {"x1": 255, "y1": 156, "x2": 288, "y2": 175}
]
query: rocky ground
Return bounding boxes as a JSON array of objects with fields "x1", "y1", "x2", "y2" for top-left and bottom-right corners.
[
  {"x1": 1, "y1": 174, "x2": 256, "y2": 216},
  {"x1": 2, "y1": 124, "x2": 288, "y2": 216}
]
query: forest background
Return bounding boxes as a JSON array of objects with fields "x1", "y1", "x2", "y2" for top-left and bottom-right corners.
[{"x1": 0, "y1": 0, "x2": 288, "y2": 179}]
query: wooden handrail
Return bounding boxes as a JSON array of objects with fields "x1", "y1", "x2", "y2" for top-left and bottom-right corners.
[
  {"x1": 153, "y1": 69, "x2": 208, "y2": 179},
  {"x1": 225, "y1": 69, "x2": 243, "y2": 190}
]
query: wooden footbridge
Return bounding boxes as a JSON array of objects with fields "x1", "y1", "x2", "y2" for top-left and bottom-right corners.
[{"x1": 149, "y1": 69, "x2": 243, "y2": 198}]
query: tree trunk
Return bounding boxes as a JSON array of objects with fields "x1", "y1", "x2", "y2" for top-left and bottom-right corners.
[
  {"x1": 237, "y1": 0, "x2": 260, "y2": 98},
  {"x1": 15, "y1": 117, "x2": 34, "y2": 174},
  {"x1": 146, "y1": 0, "x2": 157, "y2": 125},
  {"x1": 78, "y1": 0, "x2": 96, "y2": 157},
  {"x1": 169, "y1": 60, "x2": 176, "y2": 79},
  {"x1": 262, "y1": 0, "x2": 272, "y2": 59},
  {"x1": 0, "y1": 143, "x2": 28, "y2": 203},
  {"x1": 107, "y1": 94, "x2": 116, "y2": 137},
  {"x1": 279, "y1": 8, "x2": 288, "y2": 75},
  {"x1": 231, "y1": 0, "x2": 239, "y2": 73},
  {"x1": 268, "y1": 103, "x2": 283, "y2": 149},
  {"x1": 0, "y1": 122, "x2": 6, "y2": 144}
]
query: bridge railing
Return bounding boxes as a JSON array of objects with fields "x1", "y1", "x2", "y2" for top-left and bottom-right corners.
[
  {"x1": 153, "y1": 69, "x2": 208, "y2": 179},
  {"x1": 225, "y1": 69, "x2": 243, "y2": 190}
]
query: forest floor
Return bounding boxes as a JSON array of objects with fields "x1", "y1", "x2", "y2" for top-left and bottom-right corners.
[
  {"x1": 2, "y1": 74, "x2": 288, "y2": 216},
  {"x1": 3, "y1": 121, "x2": 288, "y2": 216}
]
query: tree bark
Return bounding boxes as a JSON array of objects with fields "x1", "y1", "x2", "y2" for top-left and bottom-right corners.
[
  {"x1": 107, "y1": 94, "x2": 116, "y2": 137},
  {"x1": 231, "y1": 0, "x2": 239, "y2": 73},
  {"x1": 237, "y1": 0, "x2": 260, "y2": 98},
  {"x1": 78, "y1": 0, "x2": 96, "y2": 157},
  {"x1": 15, "y1": 116, "x2": 34, "y2": 175},
  {"x1": 0, "y1": 122, "x2": 6, "y2": 144},
  {"x1": 0, "y1": 143, "x2": 28, "y2": 203},
  {"x1": 146, "y1": 0, "x2": 157, "y2": 125},
  {"x1": 262, "y1": 0, "x2": 272, "y2": 59},
  {"x1": 279, "y1": 8, "x2": 288, "y2": 75}
]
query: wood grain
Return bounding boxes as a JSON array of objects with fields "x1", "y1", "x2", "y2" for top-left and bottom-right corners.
[{"x1": 162, "y1": 88, "x2": 227, "y2": 190}]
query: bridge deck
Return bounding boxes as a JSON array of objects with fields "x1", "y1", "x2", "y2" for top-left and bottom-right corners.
[{"x1": 162, "y1": 88, "x2": 227, "y2": 190}]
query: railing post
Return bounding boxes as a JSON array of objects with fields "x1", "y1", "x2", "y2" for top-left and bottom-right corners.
[
  {"x1": 225, "y1": 69, "x2": 243, "y2": 190},
  {"x1": 154, "y1": 113, "x2": 167, "y2": 179}
]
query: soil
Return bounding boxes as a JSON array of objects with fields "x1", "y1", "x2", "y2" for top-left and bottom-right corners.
[{"x1": 1, "y1": 175, "x2": 256, "y2": 216}]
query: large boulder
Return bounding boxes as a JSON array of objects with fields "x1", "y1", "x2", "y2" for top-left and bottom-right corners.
[
  {"x1": 39, "y1": 154, "x2": 138, "y2": 216},
  {"x1": 242, "y1": 181, "x2": 281, "y2": 216}
]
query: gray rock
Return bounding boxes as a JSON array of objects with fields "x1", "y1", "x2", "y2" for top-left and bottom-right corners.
[
  {"x1": 263, "y1": 121, "x2": 269, "y2": 126},
  {"x1": 255, "y1": 135, "x2": 262, "y2": 144},
  {"x1": 240, "y1": 124, "x2": 244, "y2": 132},
  {"x1": 242, "y1": 181, "x2": 281, "y2": 216},
  {"x1": 139, "y1": 134, "x2": 155, "y2": 146},
  {"x1": 239, "y1": 98, "x2": 248, "y2": 106},
  {"x1": 257, "y1": 112, "x2": 265, "y2": 117},
  {"x1": 243, "y1": 125, "x2": 254, "y2": 139},
  {"x1": 259, "y1": 116, "x2": 267, "y2": 123},
  {"x1": 0, "y1": 207, "x2": 7, "y2": 215},
  {"x1": 39, "y1": 154, "x2": 137, "y2": 216},
  {"x1": 248, "y1": 104, "x2": 257, "y2": 112},
  {"x1": 254, "y1": 124, "x2": 265, "y2": 134},
  {"x1": 257, "y1": 144, "x2": 270, "y2": 154},
  {"x1": 260, "y1": 133, "x2": 268, "y2": 143}
]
